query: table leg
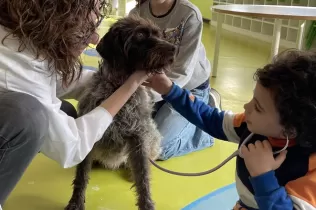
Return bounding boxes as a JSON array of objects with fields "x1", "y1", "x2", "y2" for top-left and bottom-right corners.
[
  {"x1": 296, "y1": 20, "x2": 306, "y2": 50},
  {"x1": 270, "y1": 19, "x2": 282, "y2": 60},
  {"x1": 212, "y1": 13, "x2": 224, "y2": 77}
]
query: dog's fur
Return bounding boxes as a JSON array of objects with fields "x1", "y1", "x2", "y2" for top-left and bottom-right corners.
[{"x1": 65, "y1": 15, "x2": 176, "y2": 210}]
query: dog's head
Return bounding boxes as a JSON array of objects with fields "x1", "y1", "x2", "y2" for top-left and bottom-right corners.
[{"x1": 96, "y1": 15, "x2": 176, "y2": 76}]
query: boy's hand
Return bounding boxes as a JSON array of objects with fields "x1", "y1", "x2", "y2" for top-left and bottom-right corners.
[
  {"x1": 143, "y1": 73, "x2": 173, "y2": 95},
  {"x1": 241, "y1": 140, "x2": 287, "y2": 177}
]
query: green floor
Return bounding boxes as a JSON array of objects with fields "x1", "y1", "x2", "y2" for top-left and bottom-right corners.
[
  {"x1": 203, "y1": 24, "x2": 281, "y2": 113},
  {"x1": 4, "y1": 23, "x2": 288, "y2": 210}
]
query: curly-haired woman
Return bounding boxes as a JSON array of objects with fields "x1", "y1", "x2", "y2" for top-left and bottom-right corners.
[{"x1": 0, "y1": 0, "x2": 150, "y2": 205}]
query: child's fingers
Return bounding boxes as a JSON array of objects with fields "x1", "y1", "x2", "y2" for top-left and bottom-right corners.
[
  {"x1": 240, "y1": 145, "x2": 249, "y2": 158},
  {"x1": 255, "y1": 140, "x2": 263, "y2": 148},
  {"x1": 262, "y1": 140, "x2": 272, "y2": 150},
  {"x1": 274, "y1": 150, "x2": 287, "y2": 169},
  {"x1": 247, "y1": 143, "x2": 256, "y2": 151}
]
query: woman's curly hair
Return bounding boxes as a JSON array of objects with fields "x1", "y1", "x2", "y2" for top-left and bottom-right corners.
[
  {"x1": 254, "y1": 49, "x2": 316, "y2": 153},
  {"x1": 0, "y1": 0, "x2": 110, "y2": 86}
]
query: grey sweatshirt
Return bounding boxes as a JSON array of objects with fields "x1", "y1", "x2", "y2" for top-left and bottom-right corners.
[{"x1": 129, "y1": 0, "x2": 211, "y2": 102}]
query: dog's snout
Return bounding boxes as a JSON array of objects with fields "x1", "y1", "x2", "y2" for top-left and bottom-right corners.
[{"x1": 159, "y1": 39, "x2": 176, "y2": 54}]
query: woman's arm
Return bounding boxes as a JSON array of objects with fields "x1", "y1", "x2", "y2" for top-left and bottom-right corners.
[
  {"x1": 46, "y1": 71, "x2": 148, "y2": 167},
  {"x1": 100, "y1": 71, "x2": 148, "y2": 117},
  {"x1": 7, "y1": 59, "x2": 148, "y2": 167},
  {"x1": 57, "y1": 68, "x2": 147, "y2": 116}
]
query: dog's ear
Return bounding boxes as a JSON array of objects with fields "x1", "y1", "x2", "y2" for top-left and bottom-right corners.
[
  {"x1": 96, "y1": 29, "x2": 126, "y2": 69},
  {"x1": 96, "y1": 32, "x2": 114, "y2": 61}
]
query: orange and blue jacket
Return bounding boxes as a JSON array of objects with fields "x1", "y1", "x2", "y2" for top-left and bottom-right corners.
[{"x1": 163, "y1": 83, "x2": 316, "y2": 210}]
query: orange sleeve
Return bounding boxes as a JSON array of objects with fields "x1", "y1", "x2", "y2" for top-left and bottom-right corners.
[
  {"x1": 285, "y1": 154, "x2": 316, "y2": 208},
  {"x1": 233, "y1": 113, "x2": 246, "y2": 127}
]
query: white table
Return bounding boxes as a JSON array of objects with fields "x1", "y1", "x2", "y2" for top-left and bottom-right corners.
[{"x1": 211, "y1": 5, "x2": 316, "y2": 77}]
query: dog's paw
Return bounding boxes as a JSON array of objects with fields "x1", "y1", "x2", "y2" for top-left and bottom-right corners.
[{"x1": 64, "y1": 202, "x2": 85, "y2": 210}]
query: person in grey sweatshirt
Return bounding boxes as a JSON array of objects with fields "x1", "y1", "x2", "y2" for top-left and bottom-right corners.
[{"x1": 130, "y1": 0, "x2": 222, "y2": 160}]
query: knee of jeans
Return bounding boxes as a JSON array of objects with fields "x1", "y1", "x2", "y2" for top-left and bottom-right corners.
[
  {"x1": 0, "y1": 92, "x2": 48, "y2": 148},
  {"x1": 191, "y1": 88, "x2": 209, "y2": 103},
  {"x1": 158, "y1": 151, "x2": 172, "y2": 161},
  {"x1": 158, "y1": 141, "x2": 179, "y2": 160}
]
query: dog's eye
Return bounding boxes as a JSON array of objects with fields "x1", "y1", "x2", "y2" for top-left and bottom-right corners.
[{"x1": 136, "y1": 33, "x2": 145, "y2": 40}]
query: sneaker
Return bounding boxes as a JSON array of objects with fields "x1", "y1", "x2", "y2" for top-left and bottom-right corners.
[{"x1": 209, "y1": 88, "x2": 222, "y2": 111}]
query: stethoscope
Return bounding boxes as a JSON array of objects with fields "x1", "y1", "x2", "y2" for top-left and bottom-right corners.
[{"x1": 149, "y1": 132, "x2": 289, "y2": 176}]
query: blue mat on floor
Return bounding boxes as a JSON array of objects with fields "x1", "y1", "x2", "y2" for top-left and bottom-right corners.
[{"x1": 182, "y1": 183, "x2": 238, "y2": 210}]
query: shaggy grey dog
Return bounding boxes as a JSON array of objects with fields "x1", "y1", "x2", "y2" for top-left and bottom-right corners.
[{"x1": 65, "y1": 15, "x2": 176, "y2": 210}]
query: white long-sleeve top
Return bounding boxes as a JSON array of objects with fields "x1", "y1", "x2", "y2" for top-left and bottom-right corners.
[{"x1": 0, "y1": 25, "x2": 112, "y2": 168}]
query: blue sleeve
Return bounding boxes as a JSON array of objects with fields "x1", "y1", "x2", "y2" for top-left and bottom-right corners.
[
  {"x1": 250, "y1": 171, "x2": 294, "y2": 210},
  {"x1": 162, "y1": 83, "x2": 228, "y2": 140}
]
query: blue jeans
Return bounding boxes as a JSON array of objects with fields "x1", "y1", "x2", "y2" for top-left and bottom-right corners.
[
  {"x1": 154, "y1": 87, "x2": 215, "y2": 160},
  {"x1": 0, "y1": 92, "x2": 76, "y2": 205}
]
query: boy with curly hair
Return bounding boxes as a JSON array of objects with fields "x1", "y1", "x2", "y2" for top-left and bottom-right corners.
[{"x1": 146, "y1": 49, "x2": 316, "y2": 209}]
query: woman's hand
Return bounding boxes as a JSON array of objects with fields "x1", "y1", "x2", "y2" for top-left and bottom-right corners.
[
  {"x1": 128, "y1": 70, "x2": 152, "y2": 85},
  {"x1": 241, "y1": 140, "x2": 287, "y2": 177},
  {"x1": 100, "y1": 70, "x2": 152, "y2": 117},
  {"x1": 143, "y1": 72, "x2": 173, "y2": 96}
]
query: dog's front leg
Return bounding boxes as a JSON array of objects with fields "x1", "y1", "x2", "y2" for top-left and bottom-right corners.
[
  {"x1": 128, "y1": 135, "x2": 155, "y2": 210},
  {"x1": 65, "y1": 155, "x2": 92, "y2": 210}
]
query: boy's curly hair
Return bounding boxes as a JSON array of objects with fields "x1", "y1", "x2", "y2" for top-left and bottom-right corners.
[
  {"x1": 0, "y1": 0, "x2": 110, "y2": 86},
  {"x1": 254, "y1": 49, "x2": 316, "y2": 153}
]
